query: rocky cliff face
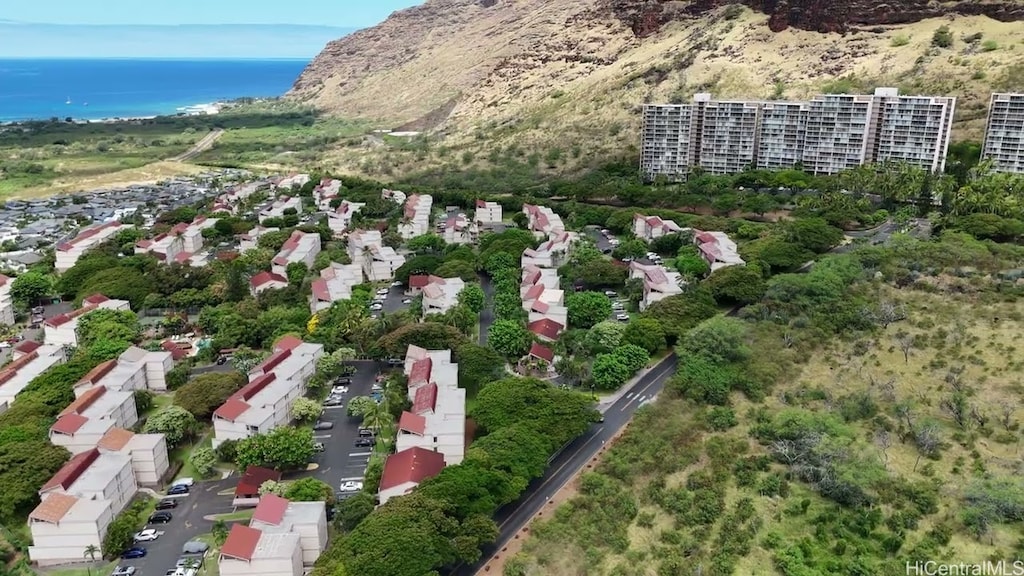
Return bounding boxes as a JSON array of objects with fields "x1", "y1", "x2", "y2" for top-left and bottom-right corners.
[{"x1": 605, "y1": 0, "x2": 1024, "y2": 36}]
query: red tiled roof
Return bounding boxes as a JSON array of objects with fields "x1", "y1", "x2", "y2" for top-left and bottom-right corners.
[
  {"x1": 97, "y1": 427, "x2": 135, "y2": 451},
  {"x1": 235, "y1": 466, "x2": 282, "y2": 498},
  {"x1": 29, "y1": 493, "x2": 79, "y2": 523},
  {"x1": 252, "y1": 494, "x2": 289, "y2": 526},
  {"x1": 60, "y1": 386, "x2": 107, "y2": 416},
  {"x1": 409, "y1": 358, "x2": 432, "y2": 386},
  {"x1": 75, "y1": 359, "x2": 116, "y2": 388},
  {"x1": 645, "y1": 268, "x2": 669, "y2": 286},
  {"x1": 409, "y1": 275, "x2": 430, "y2": 289},
  {"x1": 221, "y1": 524, "x2": 262, "y2": 561},
  {"x1": 380, "y1": 447, "x2": 446, "y2": 491},
  {"x1": 51, "y1": 413, "x2": 89, "y2": 435},
  {"x1": 82, "y1": 294, "x2": 109, "y2": 305},
  {"x1": 529, "y1": 342, "x2": 554, "y2": 362},
  {"x1": 161, "y1": 340, "x2": 188, "y2": 361},
  {"x1": 312, "y1": 279, "x2": 330, "y2": 302},
  {"x1": 523, "y1": 283, "x2": 545, "y2": 301},
  {"x1": 695, "y1": 231, "x2": 716, "y2": 244},
  {"x1": 0, "y1": 350, "x2": 39, "y2": 387},
  {"x1": 136, "y1": 239, "x2": 153, "y2": 249},
  {"x1": 14, "y1": 340, "x2": 41, "y2": 355},
  {"x1": 213, "y1": 398, "x2": 250, "y2": 422},
  {"x1": 254, "y1": 350, "x2": 290, "y2": 374},
  {"x1": 250, "y1": 271, "x2": 287, "y2": 288},
  {"x1": 238, "y1": 372, "x2": 276, "y2": 401},
  {"x1": 530, "y1": 300, "x2": 550, "y2": 314},
  {"x1": 57, "y1": 221, "x2": 121, "y2": 251},
  {"x1": 174, "y1": 251, "x2": 192, "y2": 263},
  {"x1": 398, "y1": 411, "x2": 426, "y2": 435},
  {"x1": 273, "y1": 335, "x2": 304, "y2": 352},
  {"x1": 528, "y1": 318, "x2": 564, "y2": 340},
  {"x1": 523, "y1": 268, "x2": 541, "y2": 285},
  {"x1": 476, "y1": 199, "x2": 486, "y2": 208},
  {"x1": 41, "y1": 448, "x2": 100, "y2": 492},
  {"x1": 412, "y1": 382, "x2": 438, "y2": 414}
]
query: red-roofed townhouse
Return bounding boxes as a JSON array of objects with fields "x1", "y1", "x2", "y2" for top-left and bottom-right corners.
[
  {"x1": 521, "y1": 204, "x2": 564, "y2": 237},
  {"x1": 96, "y1": 426, "x2": 170, "y2": 486},
  {"x1": 397, "y1": 193, "x2": 433, "y2": 239},
  {"x1": 271, "y1": 231, "x2": 321, "y2": 277},
  {"x1": 693, "y1": 230, "x2": 746, "y2": 271},
  {"x1": 421, "y1": 276, "x2": 466, "y2": 316},
  {"x1": 474, "y1": 200, "x2": 502, "y2": 225},
  {"x1": 213, "y1": 341, "x2": 323, "y2": 448},
  {"x1": 55, "y1": 221, "x2": 133, "y2": 273},
  {"x1": 519, "y1": 342, "x2": 557, "y2": 377},
  {"x1": 308, "y1": 262, "x2": 363, "y2": 314},
  {"x1": 250, "y1": 494, "x2": 327, "y2": 566},
  {"x1": 249, "y1": 271, "x2": 289, "y2": 296},
  {"x1": 49, "y1": 385, "x2": 138, "y2": 454},
  {"x1": 520, "y1": 230, "x2": 574, "y2": 269},
  {"x1": 219, "y1": 522, "x2": 302, "y2": 576},
  {"x1": 313, "y1": 177, "x2": 341, "y2": 210},
  {"x1": 442, "y1": 212, "x2": 475, "y2": 245},
  {"x1": 528, "y1": 318, "x2": 565, "y2": 342},
  {"x1": 135, "y1": 216, "x2": 218, "y2": 265},
  {"x1": 326, "y1": 200, "x2": 364, "y2": 236},
  {"x1": 396, "y1": 346, "x2": 466, "y2": 464},
  {"x1": 258, "y1": 195, "x2": 302, "y2": 224},
  {"x1": 0, "y1": 343, "x2": 66, "y2": 412},
  {"x1": 238, "y1": 225, "x2": 281, "y2": 253},
  {"x1": 378, "y1": 447, "x2": 446, "y2": 505},
  {"x1": 0, "y1": 274, "x2": 14, "y2": 325},
  {"x1": 633, "y1": 213, "x2": 684, "y2": 241},
  {"x1": 629, "y1": 261, "x2": 685, "y2": 311},
  {"x1": 43, "y1": 295, "x2": 131, "y2": 347},
  {"x1": 347, "y1": 229, "x2": 406, "y2": 282}
]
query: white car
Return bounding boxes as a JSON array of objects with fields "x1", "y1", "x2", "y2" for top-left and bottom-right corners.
[
  {"x1": 369, "y1": 303, "x2": 383, "y2": 311},
  {"x1": 402, "y1": 298, "x2": 412, "y2": 304},
  {"x1": 133, "y1": 529, "x2": 160, "y2": 542},
  {"x1": 0, "y1": 342, "x2": 10, "y2": 349},
  {"x1": 612, "y1": 302, "x2": 625, "y2": 310},
  {"x1": 616, "y1": 313, "x2": 630, "y2": 321},
  {"x1": 339, "y1": 481, "x2": 363, "y2": 492},
  {"x1": 604, "y1": 291, "x2": 617, "y2": 297},
  {"x1": 171, "y1": 477, "x2": 194, "y2": 487},
  {"x1": 391, "y1": 281, "x2": 402, "y2": 287},
  {"x1": 375, "y1": 288, "x2": 390, "y2": 296},
  {"x1": 331, "y1": 386, "x2": 349, "y2": 395}
]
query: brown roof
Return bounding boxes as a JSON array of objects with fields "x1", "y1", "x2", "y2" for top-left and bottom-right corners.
[
  {"x1": 252, "y1": 494, "x2": 289, "y2": 526},
  {"x1": 408, "y1": 358, "x2": 432, "y2": 386},
  {"x1": 529, "y1": 342, "x2": 554, "y2": 362},
  {"x1": 29, "y1": 493, "x2": 79, "y2": 524},
  {"x1": 0, "y1": 350, "x2": 39, "y2": 387},
  {"x1": 249, "y1": 271, "x2": 287, "y2": 288},
  {"x1": 220, "y1": 524, "x2": 262, "y2": 561},
  {"x1": 398, "y1": 411, "x2": 426, "y2": 435},
  {"x1": 76, "y1": 360, "x2": 117, "y2": 388},
  {"x1": 528, "y1": 318, "x2": 564, "y2": 340},
  {"x1": 60, "y1": 386, "x2": 107, "y2": 416},
  {"x1": 235, "y1": 466, "x2": 282, "y2": 498},
  {"x1": 412, "y1": 383, "x2": 438, "y2": 415},
  {"x1": 51, "y1": 413, "x2": 89, "y2": 435},
  {"x1": 41, "y1": 448, "x2": 100, "y2": 492},
  {"x1": 379, "y1": 447, "x2": 446, "y2": 491},
  {"x1": 254, "y1": 350, "x2": 290, "y2": 374},
  {"x1": 408, "y1": 274, "x2": 430, "y2": 289},
  {"x1": 82, "y1": 294, "x2": 110, "y2": 305},
  {"x1": 14, "y1": 340, "x2": 42, "y2": 355},
  {"x1": 98, "y1": 427, "x2": 135, "y2": 451},
  {"x1": 273, "y1": 335, "x2": 304, "y2": 352}
]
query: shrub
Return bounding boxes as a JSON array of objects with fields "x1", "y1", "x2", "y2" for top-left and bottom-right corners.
[
  {"x1": 102, "y1": 496, "x2": 152, "y2": 558},
  {"x1": 982, "y1": 40, "x2": 999, "y2": 52},
  {"x1": 708, "y1": 406, "x2": 738, "y2": 430},
  {"x1": 891, "y1": 35, "x2": 910, "y2": 47},
  {"x1": 932, "y1": 26, "x2": 953, "y2": 48}
]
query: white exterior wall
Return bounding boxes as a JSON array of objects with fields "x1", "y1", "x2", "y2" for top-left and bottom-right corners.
[
  {"x1": 28, "y1": 505, "x2": 113, "y2": 567},
  {"x1": 378, "y1": 481, "x2": 418, "y2": 506},
  {"x1": 126, "y1": 435, "x2": 170, "y2": 485},
  {"x1": 220, "y1": 545, "x2": 302, "y2": 576},
  {"x1": 0, "y1": 279, "x2": 15, "y2": 325}
]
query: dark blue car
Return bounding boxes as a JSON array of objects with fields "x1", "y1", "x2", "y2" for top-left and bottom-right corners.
[
  {"x1": 121, "y1": 547, "x2": 147, "y2": 559},
  {"x1": 168, "y1": 484, "x2": 189, "y2": 495}
]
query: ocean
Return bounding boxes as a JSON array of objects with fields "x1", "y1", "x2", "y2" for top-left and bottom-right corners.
[{"x1": 0, "y1": 58, "x2": 310, "y2": 122}]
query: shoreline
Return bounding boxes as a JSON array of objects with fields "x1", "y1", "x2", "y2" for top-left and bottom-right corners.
[{"x1": 0, "y1": 100, "x2": 257, "y2": 126}]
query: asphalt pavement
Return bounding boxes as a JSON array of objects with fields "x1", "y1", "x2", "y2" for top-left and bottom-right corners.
[
  {"x1": 449, "y1": 354, "x2": 679, "y2": 576},
  {"x1": 378, "y1": 285, "x2": 409, "y2": 315},
  {"x1": 584, "y1": 225, "x2": 614, "y2": 254},
  {"x1": 478, "y1": 273, "x2": 494, "y2": 345}
]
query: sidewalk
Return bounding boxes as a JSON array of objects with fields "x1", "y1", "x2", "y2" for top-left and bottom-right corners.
[{"x1": 596, "y1": 354, "x2": 673, "y2": 413}]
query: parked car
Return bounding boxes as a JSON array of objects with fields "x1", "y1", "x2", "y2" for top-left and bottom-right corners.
[
  {"x1": 358, "y1": 428, "x2": 375, "y2": 437},
  {"x1": 215, "y1": 356, "x2": 228, "y2": 365},
  {"x1": 391, "y1": 281, "x2": 402, "y2": 287},
  {"x1": 339, "y1": 481, "x2": 363, "y2": 492},
  {"x1": 313, "y1": 442, "x2": 325, "y2": 452},
  {"x1": 148, "y1": 512, "x2": 172, "y2": 524},
  {"x1": 323, "y1": 397, "x2": 344, "y2": 407},
  {"x1": 612, "y1": 302, "x2": 625, "y2": 310},
  {"x1": 31, "y1": 306, "x2": 45, "y2": 315},
  {"x1": 402, "y1": 298, "x2": 413, "y2": 304},
  {"x1": 354, "y1": 437, "x2": 373, "y2": 448},
  {"x1": 121, "y1": 547, "x2": 147, "y2": 559},
  {"x1": 386, "y1": 358, "x2": 403, "y2": 366},
  {"x1": 604, "y1": 291, "x2": 618, "y2": 297},
  {"x1": 616, "y1": 313, "x2": 630, "y2": 321},
  {"x1": 371, "y1": 383, "x2": 383, "y2": 393},
  {"x1": 181, "y1": 541, "x2": 209, "y2": 555},
  {"x1": 111, "y1": 567, "x2": 137, "y2": 576},
  {"x1": 167, "y1": 484, "x2": 189, "y2": 495},
  {"x1": 335, "y1": 376, "x2": 352, "y2": 385},
  {"x1": 369, "y1": 303, "x2": 383, "y2": 311},
  {"x1": 375, "y1": 288, "x2": 390, "y2": 296},
  {"x1": 172, "y1": 477, "x2": 194, "y2": 487},
  {"x1": 331, "y1": 386, "x2": 349, "y2": 395},
  {"x1": 313, "y1": 421, "x2": 334, "y2": 430},
  {"x1": 133, "y1": 529, "x2": 160, "y2": 542},
  {"x1": 155, "y1": 498, "x2": 177, "y2": 510},
  {"x1": 176, "y1": 556, "x2": 205, "y2": 570}
]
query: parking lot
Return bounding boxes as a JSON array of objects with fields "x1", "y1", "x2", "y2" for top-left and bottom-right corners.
[{"x1": 369, "y1": 284, "x2": 410, "y2": 317}]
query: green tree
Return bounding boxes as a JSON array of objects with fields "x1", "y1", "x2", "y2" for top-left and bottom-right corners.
[
  {"x1": 455, "y1": 343, "x2": 506, "y2": 394},
  {"x1": 676, "y1": 246, "x2": 711, "y2": 277},
  {"x1": 394, "y1": 255, "x2": 443, "y2": 285},
  {"x1": 457, "y1": 284, "x2": 486, "y2": 314},
  {"x1": 284, "y1": 477, "x2": 335, "y2": 505},
  {"x1": 471, "y1": 377, "x2": 597, "y2": 450},
  {"x1": 336, "y1": 492, "x2": 376, "y2": 531},
  {"x1": 553, "y1": 356, "x2": 589, "y2": 387},
  {"x1": 640, "y1": 287, "x2": 717, "y2": 343},
  {"x1": 679, "y1": 316, "x2": 750, "y2": 364},
  {"x1": 286, "y1": 261, "x2": 309, "y2": 285},
  {"x1": 173, "y1": 371, "x2": 246, "y2": 419},
  {"x1": 583, "y1": 321, "x2": 625, "y2": 354},
  {"x1": 483, "y1": 252, "x2": 517, "y2": 276},
  {"x1": 290, "y1": 398, "x2": 323, "y2": 422},
  {"x1": 189, "y1": 446, "x2": 217, "y2": 478},
  {"x1": 234, "y1": 426, "x2": 316, "y2": 471},
  {"x1": 376, "y1": 322, "x2": 465, "y2": 359},
  {"x1": 347, "y1": 396, "x2": 377, "y2": 417},
  {"x1": 613, "y1": 343, "x2": 650, "y2": 373},
  {"x1": 141, "y1": 406, "x2": 198, "y2": 448},
  {"x1": 75, "y1": 308, "x2": 141, "y2": 348},
  {"x1": 575, "y1": 259, "x2": 627, "y2": 289},
  {"x1": 487, "y1": 320, "x2": 532, "y2": 359},
  {"x1": 212, "y1": 520, "x2": 229, "y2": 546},
  {"x1": 10, "y1": 271, "x2": 51, "y2": 305},
  {"x1": 787, "y1": 217, "x2": 844, "y2": 253},
  {"x1": 434, "y1": 259, "x2": 478, "y2": 282},
  {"x1": 0, "y1": 440, "x2": 70, "y2": 520},
  {"x1": 621, "y1": 317, "x2": 666, "y2": 354},
  {"x1": 612, "y1": 238, "x2": 648, "y2": 261},
  {"x1": 466, "y1": 423, "x2": 550, "y2": 483},
  {"x1": 406, "y1": 233, "x2": 446, "y2": 254},
  {"x1": 704, "y1": 264, "x2": 767, "y2": 305},
  {"x1": 566, "y1": 291, "x2": 612, "y2": 329},
  {"x1": 741, "y1": 237, "x2": 813, "y2": 272},
  {"x1": 591, "y1": 353, "x2": 632, "y2": 390}
]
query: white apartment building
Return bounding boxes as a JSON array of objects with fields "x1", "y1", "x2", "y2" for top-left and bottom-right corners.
[
  {"x1": 55, "y1": 221, "x2": 133, "y2": 273},
  {"x1": 348, "y1": 230, "x2": 405, "y2": 282},
  {"x1": 271, "y1": 231, "x2": 322, "y2": 277},
  {"x1": 249, "y1": 494, "x2": 327, "y2": 567},
  {"x1": 73, "y1": 345, "x2": 172, "y2": 395},
  {"x1": 259, "y1": 196, "x2": 303, "y2": 223},
  {"x1": 442, "y1": 213, "x2": 475, "y2": 245},
  {"x1": 870, "y1": 88, "x2": 955, "y2": 173},
  {"x1": 381, "y1": 188, "x2": 407, "y2": 205},
  {"x1": 309, "y1": 262, "x2": 364, "y2": 314},
  {"x1": 522, "y1": 204, "x2": 565, "y2": 236},
  {"x1": 0, "y1": 342, "x2": 66, "y2": 412},
  {"x1": 630, "y1": 262, "x2": 684, "y2": 311},
  {"x1": 640, "y1": 103, "x2": 699, "y2": 181},
  {"x1": 800, "y1": 93, "x2": 875, "y2": 175},
  {"x1": 97, "y1": 427, "x2": 170, "y2": 486},
  {"x1": 213, "y1": 181, "x2": 270, "y2": 214},
  {"x1": 249, "y1": 271, "x2": 289, "y2": 295},
  {"x1": 396, "y1": 346, "x2": 466, "y2": 465},
  {"x1": 220, "y1": 524, "x2": 302, "y2": 576},
  {"x1": 520, "y1": 265, "x2": 560, "y2": 298},
  {"x1": 378, "y1": 446, "x2": 446, "y2": 505},
  {"x1": 50, "y1": 385, "x2": 137, "y2": 454},
  {"x1": 420, "y1": 276, "x2": 465, "y2": 316},
  {"x1": 326, "y1": 200, "x2": 364, "y2": 236},
  {"x1": 238, "y1": 226, "x2": 281, "y2": 253},
  {"x1": 43, "y1": 294, "x2": 131, "y2": 348},
  {"x1": 700, "y1": 100, "x2": 761, "y2": 175},
  {"x1": 275, "y1": 173, "x2": 311, "y2": 191},
  {"x1": 212, "y1": 338, "x2": 324, "y2": 448},
  {"x1": 758, "y1": 101, "x2": 809, "y2": 170},
  {"x1": 982, "y1": 93, "x2": 1024, "y2": 174},
  {"x1": 633, "y1": 214, "x2": 683, "y2": 241},
  {"x1": 135, "y1": 216, "x2": 218, "y2": 265},
  {"x1": 29, "y1": 449, "x2": 137, "y2": 566},
  {"x1": 474, "y1": 200, "x2": 503, "y2": 225},
  {"x1": 398, "y1": 194, "x2": 433, "y2": 239},
  {"x1": 521, "y1": 231, "x2": 573, "y2": 269},
  {"x1": 0, "y1": 274, "x2": 15, "y2": 325},
  {"x1": 313, "y1": 178, "x2": 342, "y2": 210},
  {"x1": 694, "y1": 230, "x2": 746, "y2": 271}
]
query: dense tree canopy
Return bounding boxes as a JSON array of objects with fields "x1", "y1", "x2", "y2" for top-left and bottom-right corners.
[
  {"x1": 566, "y1": 291, "x2": 613, "y2": 329},
  {"x1": 471, "y1": 377, "x2": 597, "y2": 450},
  {"x1": 640, "y1": 287, "x2": 718, "y2": 343},
  {"x1": 235, "y1": 426, "x2": 315, "y2": 471},
  {"x1": 704, "y1": 264, "x2": 767, "y2": 306},
  {"x1": 174, "y1": 372, "x2": 246, "y2": 419},
  {"x1": 487, "y1": 320, "x2": 532, "y2": 359}
]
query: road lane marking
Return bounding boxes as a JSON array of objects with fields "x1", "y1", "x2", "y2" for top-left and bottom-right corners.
[
  {"x1": 339, "y1": 476, "x2": 364, "y2": 481},
  {"x1": 348, "y1": 451, "x2": 371, "y2": 457},
  {"x1": 619, "y1": 364, "x2": 674, "y2": 411},
  {"x1": 322, "y1": 406, "x2": 347, "y2": 410},
  {"x1": 313, "y1": 434, "x2": 332, "y2": 439}
]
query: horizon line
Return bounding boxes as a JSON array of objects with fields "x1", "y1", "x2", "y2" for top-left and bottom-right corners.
[
  {"x1": 0, "y1": 56, "x2": 314, "y2": 61},
  {"x1": 0, "y1": 20, "x2": 360, "y2": 28}
]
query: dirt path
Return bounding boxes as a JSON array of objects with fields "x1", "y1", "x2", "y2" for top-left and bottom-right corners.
[{"x1": 171, "y1": 128, "x2": 224, "y2": 162}]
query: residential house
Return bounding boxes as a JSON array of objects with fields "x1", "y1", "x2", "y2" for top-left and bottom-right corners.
[
  {"x1": 43, "y1": 295, "x2": 131, "y2": 347},
  {"x1": 519, "y1": 342, "x2": 557, "y2": 377},
  {"x1": 522, "y1": 204, "x2": 564, "y2": 237},
  {"x1": 249, "y1": 271, "x2": 289, "y2": 296},
  {"x1": 249, "y1": 494, "x2": 327, "y2": 566},
  {"x1": 520, "y1": 265, "x2": 560, "y2": 298},
  {"x1": 326, "y1": 200, "x2": 364, "y2": 236},
  {"x1": 135, "y1": 216, "x2": 218, "y2": 265},
  {"x1": 238, "y1": 226, "x2": 280, "y2": 253},
  {"x1": 442, "y1": 212, "x2": 475, "y2": 245},
  {"x1": 212, "y1": 338, "x2": 324, "y2": 448},
  {"x1": 313, "y1": 178, "x2": 342, "y2": 210},
  {"x1": 398, "y1": 194, "x2": 433, "y2": 239},
  {"x1": 528, "y1": 318, "x2": 565, "y2": 342},
  {"x1": 259, "y1": 196, "x2": 302, "y2": 223},
  {"x1": 395, "y1": 347, "x2": 466, "y2": 465},
  {"x1": 49, "y1": 385, "x2": 137, "y2": 454},
  {"x1": 521, "y1": 265, "x2": 568, "y2": 329},
  {"x1": 693, "y1": 231, "x2": 745, "y2": 271},
  {"x1": 474, "y1": 200, "x2": 503, "y2": 225},
  {"x1": 219, "y1": 523, "x2": 302, "y2": 576},
  {"x1": 633, "y1": 214, "x2": 683, "y2": 242},
  {"x1": 381, "y1": 188, "x2": 407, "y2": 205},
  {"x1": 274, "y1": 173, "x2": 310, "y2": 191},
  {"x1": 271, "y1": 231, "x2": 321, "y2": 277},
  {"x1": 96, "y1": 427, "x2": 170, "y2": 486},
  {"x1": 420, "y1": 276, "x2": 466, "y2": 316},
  {"x1": 521, "y1": 231, "x2": 573, "y2": 269},
  {"x1": 233, "y1": 467, "x2": 283, "y2": 506},
  {"x1": 55, "y1": 221, "x2": 133, "y2": 273},
  {"x1": 378, "y1": 447, "x2": 446, "y2": 505},
  {"x1": 348, "y1": 230, "x2": 405, "y2": 282},
  {"x1": 0, "y1": 274, "x2": 14, "y2": 325},
  {"x1": 309, "y1": 262, "x2": 364, "y2": 314},
  {"x1": 28, "y1": 449, "x2": 137, "y2": 566},
  {"x1": 630, "y1": 262, "x2": 684, "y2": 311},
  {"x1": 0, "y1": 342, "x2": 66, "y2": 412}
]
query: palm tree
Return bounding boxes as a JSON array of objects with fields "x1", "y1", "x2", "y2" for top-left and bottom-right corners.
[{"x1": 83, "y1": 544, "x2": 100, "y2": 576}]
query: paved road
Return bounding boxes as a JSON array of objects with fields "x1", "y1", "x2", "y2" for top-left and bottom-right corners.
[
  {"x1": 117, "y1": 478, "x2": 235, "y2": 576},
  {"x1": 584, "y1": 225, "x2": 614, "y2": 254},
  {"x1": 171, "y1": 129, "x2": 224, "y2": 162},
  {"x1": 449, "y1": 354, "x2": 679, "y2": 576},
  {"x1": 478, "y1": 273, "x2": 494, "y2": 345},
  {"x1": 190, "y1": 362, "x2": 236, "y2": 376}
]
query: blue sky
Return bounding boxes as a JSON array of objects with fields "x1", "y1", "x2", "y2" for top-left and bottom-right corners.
[{"x1": 3, "y1": 0, "x2": 423, "y2": 27}]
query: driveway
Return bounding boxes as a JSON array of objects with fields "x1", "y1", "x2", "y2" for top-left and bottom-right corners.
[
  {"x1": 296, "y1": 361, "x2": 379, "y2": 492},
  {"x1": 584, "y1": 225, "x2": 614, "y2": 254},
  {"x1": 117, "y1": 478, "x2": 235, "y2": 576},
  {"x1": 380, "y1": 285, "x2": 409, "y2": 315},
  {"x1": 478, "y1": 272, "x2": 494, "y2": 345}
]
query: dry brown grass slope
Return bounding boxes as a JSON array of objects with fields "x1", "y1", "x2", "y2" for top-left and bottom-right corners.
[{"x1": 288, "y1": 0, "x2": 1024, "y2": 177}]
